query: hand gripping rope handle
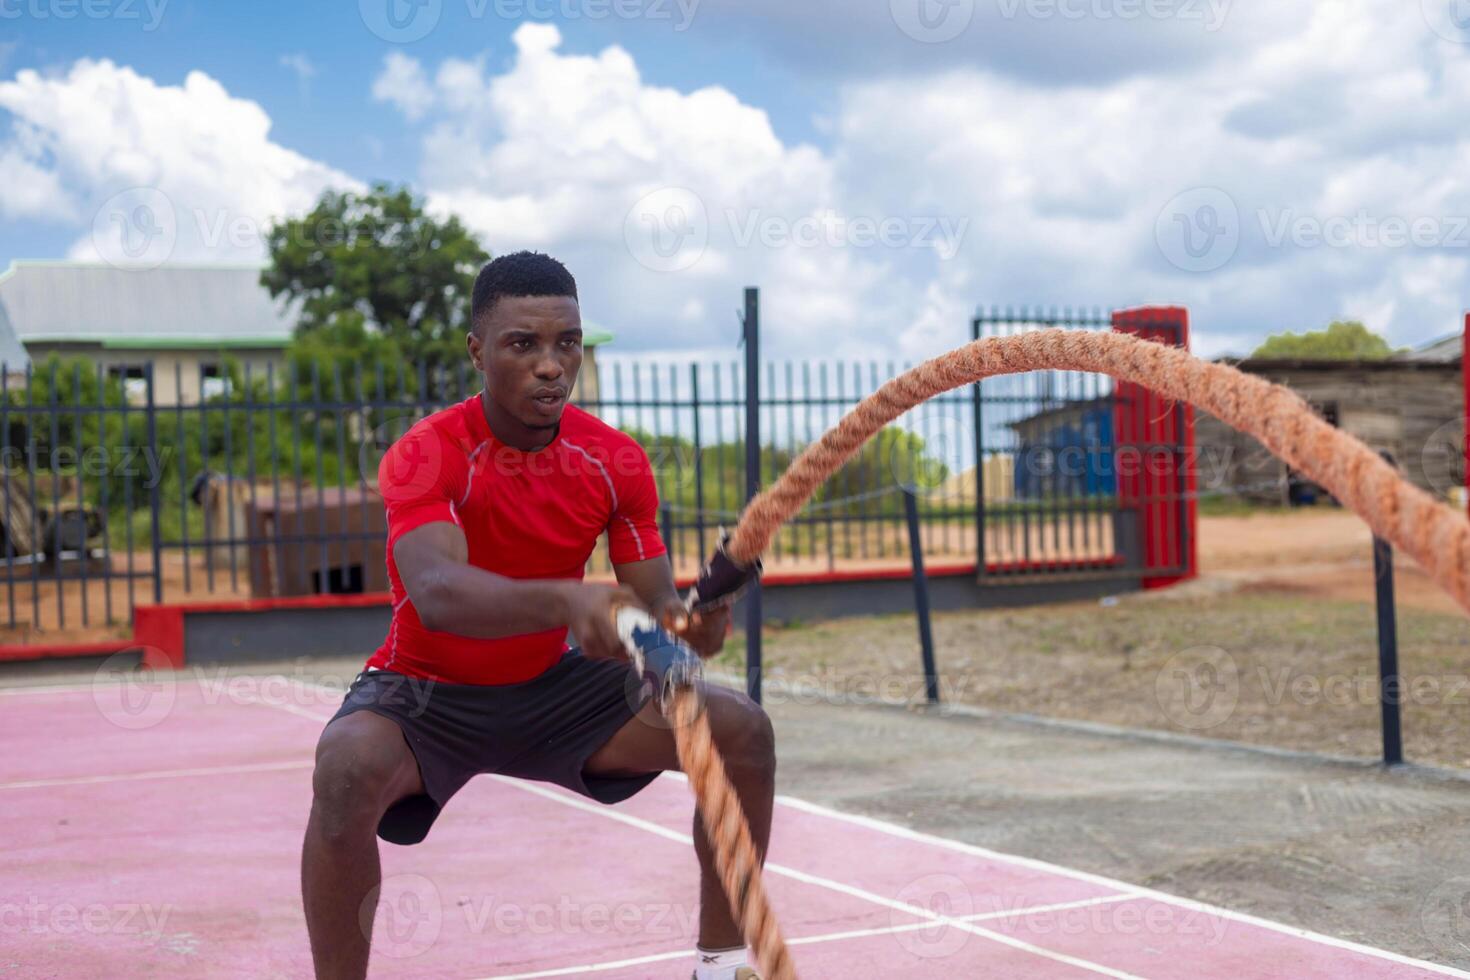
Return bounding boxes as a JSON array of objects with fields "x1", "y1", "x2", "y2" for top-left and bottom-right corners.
[
  {"x1": 614, "y1": 606, "x2": 704, "y2": 712},
  {"x1": 685, "y1": 529, "x2": 765, "y2": 613},
  {"x1": 623, "y1": 328, "x2": 1470, "y2": 980}
]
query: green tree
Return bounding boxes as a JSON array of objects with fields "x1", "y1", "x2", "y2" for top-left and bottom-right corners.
[
  {"x1": 261, "y1": 184, "x2": 490, "y2": 366},
  {"x1": 1251, "y1": 321, "x2": 1401, "y2": 360}
]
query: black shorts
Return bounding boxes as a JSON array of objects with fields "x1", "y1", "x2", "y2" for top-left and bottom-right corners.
[{"x1": 328, "y1": 649, "x2": 657, "y2": 845}]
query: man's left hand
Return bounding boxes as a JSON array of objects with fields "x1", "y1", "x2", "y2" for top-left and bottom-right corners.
[{"x1": 653, "y1": 597, "x2": 731, "y2": 659}]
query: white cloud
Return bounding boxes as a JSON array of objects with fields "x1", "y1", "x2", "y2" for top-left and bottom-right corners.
[
  {"x1": 8, "y1": 2, "x2": 1470, "y2": 361},
  {"x1": 371, "y1": 52, "x2": 434, "y2": 121},
  {"x1": 0, "y1": 59, "x2": 359, "y2": 265},
  {"x1": 278, "y1": 53, "x2": 317, "y2": 99},
  {"x1": 0, "y1": 144, "x2": 74, "y2": 221},
  {"x1": 381, "y1": 24, "x2": 925, "y2": 361},
  {"x1": 364, "y1": 9, "x2": 1470, "y2": 362}
]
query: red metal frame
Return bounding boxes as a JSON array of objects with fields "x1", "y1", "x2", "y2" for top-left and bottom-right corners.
[{"x1": 1111, "y1": 307, "x2": 1198, "y2": 589}]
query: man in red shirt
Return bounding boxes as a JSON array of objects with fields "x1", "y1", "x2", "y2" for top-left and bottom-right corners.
[{"x1": 302, "y1": 252, "x2": 773, "y2": 980}]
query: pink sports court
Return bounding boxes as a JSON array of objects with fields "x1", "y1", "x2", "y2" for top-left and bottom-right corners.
[{"x1": 2, "y1": 675, "x2": 1464, "y2": 980}]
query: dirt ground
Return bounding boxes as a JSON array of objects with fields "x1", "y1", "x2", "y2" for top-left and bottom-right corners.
[
  {"x1": 1197, "y1": 507, "x2": 1464, "y2": 617},
  {"x1": 708, "y1": 507, "x2": 1470, "y2": 769}
]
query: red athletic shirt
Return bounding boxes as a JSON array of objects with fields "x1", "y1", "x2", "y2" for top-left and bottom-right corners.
[{"x1": 365, "y1": 394, "x2": 667, "y2": 685}]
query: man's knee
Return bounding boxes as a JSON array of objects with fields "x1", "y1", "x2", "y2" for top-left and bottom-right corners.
[
  {"x1": 310, "y1": 712, "x2": 417, "y2": 841},
  {"x1": 708, "y1": 692, "x2": 776, "y2": 779}
]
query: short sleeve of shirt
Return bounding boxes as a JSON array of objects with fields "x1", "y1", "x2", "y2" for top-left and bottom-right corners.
[
  {"x1": 607, "y1": 442, "x2": 667, "y2": 565},
  {"x1": 379, "y1": 421, "x2": 470, "y2": 547}
]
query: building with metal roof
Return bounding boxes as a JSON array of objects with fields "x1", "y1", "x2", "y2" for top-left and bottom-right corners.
[{"x1": 0, "y1": 260, "x2": 614, "y2": 405}]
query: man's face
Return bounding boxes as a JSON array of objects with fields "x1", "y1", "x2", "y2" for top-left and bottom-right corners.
[{"x1": 468, "y1": 294, "x2": 583, "y2": 430}]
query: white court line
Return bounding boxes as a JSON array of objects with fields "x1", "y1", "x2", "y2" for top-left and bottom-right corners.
[
  {"x1": 489, "y1": 776, "x2": 1146, "y2": 980},
  {"x1": 22, "y1": 678, "x2": 1470, "y2": 977},
  {"x1": 244, "y1": 687, "x2": 1146, "y2": 980},
  {"x1": 471, "y1": 894, "x2": 1137, "y2": 980},
  {"x1": 0, "y1": 759, "x2": 313, "y2": 790},
  {"x1": 0, "y1": 681, "x2": 115, "y2": 696}
]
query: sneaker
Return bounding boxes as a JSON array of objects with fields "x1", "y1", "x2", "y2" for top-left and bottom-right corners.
[{"x1": 689, "y1": 970, "x2": 760, "y2": 980}]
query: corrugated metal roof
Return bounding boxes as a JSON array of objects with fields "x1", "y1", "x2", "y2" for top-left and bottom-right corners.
[
  {"x1": 1392, "y1": 333, "x2": 1461, "y2": 363},
  {"x1": 0, "y1": 261, "x2": 299, "y2": 347},
  {"x1": 0, "y1": 290, "x2": 29, "y2": 370}
]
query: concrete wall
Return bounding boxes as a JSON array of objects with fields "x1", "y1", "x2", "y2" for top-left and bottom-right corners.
[{"x1": 173, "y1": 569, "x2": 1140, "y2": 663}]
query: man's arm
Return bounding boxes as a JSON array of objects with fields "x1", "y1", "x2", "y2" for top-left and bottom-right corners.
[
  {"x1": 614, "y1": 554, "x2": 730, "y2": 658},
  {"x1": 394, "y1": 521, "x2": 640, "y2": 661}
]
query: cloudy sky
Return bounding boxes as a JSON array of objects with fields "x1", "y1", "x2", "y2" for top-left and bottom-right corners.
[{"x1": 2, "y1": 0, "x2": 1469, "y2": 361}]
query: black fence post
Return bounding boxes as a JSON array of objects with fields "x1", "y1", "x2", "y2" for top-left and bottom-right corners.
[
  {"x1": 904, "y1": 488, "x2": 940, "y2": 704},
  {"x1": 660, "y1": 501, "x2": 674, "y2": 560},
  {"x1": 743, "y1": 287, "x2": 763, "y2": 705},
  {"x1": 690, "y1": 362, "x2": 706, "y2": 561},
  {"x1": 145, "y1": 363, "x2": 164, "y2": 605},
  {"x1": 1374, "y1": 453, "x2": 1403, "y2": 766},
  {"x1": 970, "y1": 314, "x2": 985, "y2": 579}
]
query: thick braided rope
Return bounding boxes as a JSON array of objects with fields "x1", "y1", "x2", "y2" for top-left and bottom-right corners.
[
  {"x1": 670, "y1": 690, "x2": 795, "y2": 980},
  {"x1": 726, "y1": 328, "x2": 1470, "y2": 614},
  {"x1": 670, "y1": 328, "x2": 1470, "y2": 980}
]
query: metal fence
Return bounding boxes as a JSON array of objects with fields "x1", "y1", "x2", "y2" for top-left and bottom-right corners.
[
  {"x1": 0, "y1": 302, "x2": 1191, "y2": 642},
  {"x1": 0, "y1": 349, "x2": 983, "y2": 641},
  {"x1": 971, "y1": 305, "x2": 1193, "y2": 585}
]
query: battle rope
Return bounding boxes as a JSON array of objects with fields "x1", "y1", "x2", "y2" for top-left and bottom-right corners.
[{"x1": 638, "y1": 328, "x2": 1470, "y2": 980}]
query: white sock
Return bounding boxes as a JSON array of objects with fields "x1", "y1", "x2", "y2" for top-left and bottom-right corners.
[{"x1": 693, "y1": 945, "x2": 748, "y2": 980}]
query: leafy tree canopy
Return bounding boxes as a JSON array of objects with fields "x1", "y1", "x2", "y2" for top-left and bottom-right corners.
[
  {"x1": 261, "y1": 184, "x2": 490, "y2": 366},
  {"x1": 1250, "y1": 321, "x2": 1401, "y2": 361}
]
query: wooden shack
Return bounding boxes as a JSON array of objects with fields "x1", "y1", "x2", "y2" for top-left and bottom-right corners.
[{"x1": 1196, "y1": 352, "x2": 1462, "y2": 502}]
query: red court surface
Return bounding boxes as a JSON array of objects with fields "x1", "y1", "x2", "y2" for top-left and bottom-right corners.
[{"x1": 3, "y1": 673, "x2": 1467, "y2": 980}]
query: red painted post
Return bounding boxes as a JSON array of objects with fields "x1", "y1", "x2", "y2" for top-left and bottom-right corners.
[
  {"x1": 1112, "y1": 307, "x2": 1198, "y2": 588},
  {"x1": 134, "y1": 606, "x2": 186, "y2": 671}
]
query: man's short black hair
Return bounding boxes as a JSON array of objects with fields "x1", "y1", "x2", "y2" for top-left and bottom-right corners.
[{"x1": 471, "y1": 251, "x2": 578, "y2": 332}]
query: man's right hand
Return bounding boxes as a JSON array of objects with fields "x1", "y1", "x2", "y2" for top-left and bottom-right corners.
[{"x1": 562, "y1": 582, "x2": 645, "y2": 662}]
